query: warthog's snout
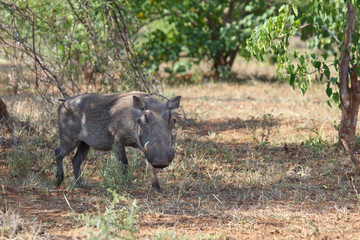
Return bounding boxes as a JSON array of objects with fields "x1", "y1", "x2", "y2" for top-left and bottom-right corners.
[
  {"x1": 152, "y1": 149, "x2": 175, "y2": 169},
  {"x1": 143, "y1": 136, "x2": 175, "y2": 169},
  {"x1": 145, "y1": 144, "x2": 175, "y2": 169}
]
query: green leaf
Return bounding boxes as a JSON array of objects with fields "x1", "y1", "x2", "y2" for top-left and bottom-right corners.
[
  {"x1": 313, "y1": 60, "x2": 321, "y2": 69},
  {"x1": 321, "y1": 53, "x2": 328, "y2": 61},
  {"x1": 315, "y1": 17, "x2": 323, "y2": 27},
  {"x1": 326, "y1": 83, "x2": 332, "y2": 97},
  {"x1": 291, "y1": 3, "x2": 298, "y2": 17},
  {"x1": 330, "y1": 77, "x2": 338, "y2": 84},
  {"x1": 294, "y1": 51, "x2": 298, "y2": 58},
  {"x1": 323, "y1": 64, "x2": 330, "y2": 79},
  {"x1": 327, "y1": 100, "x2": 332, "y2": 108},
  {"x1": 332, "y1": 92, "x2": 340, "y2": 104},
  {"x1": 289, "y1": 72, "x2": 295, "y2": 86},
  {"x1": 306, "y1": 75, "x2": 311, "y2": 83},
  {"x1": 300, "y1": 81, "x2": 307, "y2": 95},
  {"x1": 356, "y1": 68, "x2": 360, "y2": 76}
]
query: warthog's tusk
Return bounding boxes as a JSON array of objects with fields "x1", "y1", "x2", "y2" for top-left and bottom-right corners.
[{"x1": 144, "y1": 141, "x2": 150, "y2": 152}]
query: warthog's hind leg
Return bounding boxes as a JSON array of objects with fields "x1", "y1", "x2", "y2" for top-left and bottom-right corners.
[
  {"x1": 55, "y1": 140, "x2": 80, "y2": 186},
  {"x1": 55, "y1": 147, "x2": 65, "y2": 186},
  {"x1": 72, "y1": 141, "x2": 90, "y2": 187}
]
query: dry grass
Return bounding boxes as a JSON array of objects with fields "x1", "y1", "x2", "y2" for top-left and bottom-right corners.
[{"x1": 1, "y1": 80, "x2": 360, "y2": 239}]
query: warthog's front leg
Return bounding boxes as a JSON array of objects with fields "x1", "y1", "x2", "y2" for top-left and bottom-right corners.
[
  {"x1": 115, "y1": 144, "x2": 130, "y2": 176},
  {"x1": 115, "y1": 144, "x2": 128, "y2": 165},
  {"x1": 146, "y1": 160, "x2": 161, "y2": 192}
]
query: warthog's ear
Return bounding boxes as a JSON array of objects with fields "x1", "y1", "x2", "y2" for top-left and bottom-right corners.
[
  {"x1": 166, "y1": 96, "x2": 181, "y2": 110},
  {"x1": 133, "y1": 96, "x2": 146, "y2": 110}
]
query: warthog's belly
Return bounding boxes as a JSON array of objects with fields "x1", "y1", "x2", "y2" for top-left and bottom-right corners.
[
  {"x1": 91, "y1": 144, "x2": 113, "y2": 151},
  {"x1": 79, "y1": 131, "x2": 114, "y2": 151}
]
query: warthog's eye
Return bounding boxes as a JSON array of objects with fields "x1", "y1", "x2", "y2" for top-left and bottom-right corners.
[
  {"x1": 138, "y1": 113, "x2": 149, "y2": 125},
  {"x1": 164, "y1": 110, "x2": 172, "y2": 122},
  {"x1": 139, "y1": 111, "x2": 151, "y2": 125}
]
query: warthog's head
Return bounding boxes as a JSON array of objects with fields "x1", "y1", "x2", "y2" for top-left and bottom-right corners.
[{"x1": 133, "y1": 95, "x2": 181, "y2": 168}]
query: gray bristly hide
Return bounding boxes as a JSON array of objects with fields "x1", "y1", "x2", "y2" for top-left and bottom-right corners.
[{"x1": 55, "y1": 91, "x2": 181, "y2": 191}]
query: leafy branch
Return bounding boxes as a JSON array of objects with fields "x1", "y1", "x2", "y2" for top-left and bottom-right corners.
[{"x1": 246, "y1": 1, "x2": 346, "y2": 103}]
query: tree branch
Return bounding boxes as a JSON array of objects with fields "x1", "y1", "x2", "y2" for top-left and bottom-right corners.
[
  {"x1": 277, "y1": 23, "x2": 341, "y2": 45},
  {"x1": 322, "y1": 26, "x2": 341, "y2": 45},
  {"x1": 277, "y1": 24, "x2": 311, "y2": 38}
]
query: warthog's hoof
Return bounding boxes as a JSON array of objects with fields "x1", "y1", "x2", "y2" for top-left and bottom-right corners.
[
  {"x1": 56, "y1": 175, "x2": 64, "y2": 187},
  {"x1": 152, "y1": 183, "x2": 161, "y2": 192},
  {"x1": 74, "y1": 180, "x2": 85, "y2": 188}
]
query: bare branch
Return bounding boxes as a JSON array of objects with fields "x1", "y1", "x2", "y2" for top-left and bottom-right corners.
[{"x1": 322, "y1": 26, "x2": 341, "y2": 45}]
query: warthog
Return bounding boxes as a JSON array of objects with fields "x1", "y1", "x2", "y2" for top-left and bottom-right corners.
[{"x1": 55, "y1": 91, "x2": 181, "y2": 191}]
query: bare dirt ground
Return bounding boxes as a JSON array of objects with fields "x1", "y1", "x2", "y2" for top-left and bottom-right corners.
[{"x1": 1, "y1": 81, "x2": 360, "y2": 239}]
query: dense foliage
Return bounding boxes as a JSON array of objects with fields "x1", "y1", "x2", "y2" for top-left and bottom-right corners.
[{"x1": 131, "y1": 0, "x2": 278, "y2": 77}]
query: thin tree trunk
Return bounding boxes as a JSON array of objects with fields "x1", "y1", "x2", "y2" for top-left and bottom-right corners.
[
  {"x1": 338, "y1": 2, "x2": 360, "y2": 171},
  {"x1": 339, "y1": 64, "x2": 360, "y2": 146},
  {"x1": 338, "y1": 1, "x2": 356, "y2": 147},
  {"x1": 213, "y1": 49, "x2": 238, "y2": 78},
  {"x1": 213, "y1": 54, "x2": 226, "y2": 77}
]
